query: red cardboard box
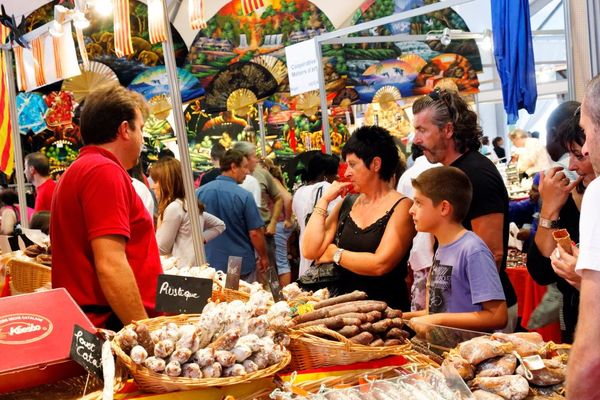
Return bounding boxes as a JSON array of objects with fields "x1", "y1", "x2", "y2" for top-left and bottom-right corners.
[{"x1": 0, "y1": 288, "x2": 96, "y2": 393}]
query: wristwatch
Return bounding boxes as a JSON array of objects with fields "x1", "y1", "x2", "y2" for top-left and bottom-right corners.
[
  {"x1": 333, "y1": 248, "x2": 344, "y2": 264},
  {"x1": 539, "y1": 216, "x2": 560, "y2": 229}
]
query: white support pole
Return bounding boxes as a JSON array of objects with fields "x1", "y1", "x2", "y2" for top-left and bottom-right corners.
[
  {"x1": 563, "y1": 0, "x2": 575, "y2": 101},
  {"x1": 159, "y1": 0, "x2": 206, "y2": 265},
  {"x1": 314, "y1": 40, "x2": 331, "y2": 154},
  {"x1": 2, "y1": 47, "x2": 28, "y2": 228},
  {"x1": 257, "y1": 102, "x2": 267, "y2": 157}
]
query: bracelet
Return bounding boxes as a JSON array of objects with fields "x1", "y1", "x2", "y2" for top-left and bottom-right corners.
[{"x1": 312, "y1": 206, "x2": 328, "y2": 217}]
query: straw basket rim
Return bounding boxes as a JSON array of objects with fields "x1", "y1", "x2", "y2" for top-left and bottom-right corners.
[
  {"x1": 7, "y1": 257, "x2": 52, "y2": 294},
  {"x1": 112, "y1": 314, "x2": 291, "y2": 393},
  {"x1": 291, "y1": 325, "x2": 413, "y2": 353},
  {"x1": 286, "y1": 325, "x2": 427, "y2": 371}
]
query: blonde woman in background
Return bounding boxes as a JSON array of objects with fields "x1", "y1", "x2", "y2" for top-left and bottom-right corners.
[
  {"x1": 509, "y1": 129, "x2": 552, "y2": 176},
  {"x1": 150, "y1": 158, "x2": 225, "y2": 267},
  {"x1": 261, "y1": 157, "x2": 293, "y2": 287}
]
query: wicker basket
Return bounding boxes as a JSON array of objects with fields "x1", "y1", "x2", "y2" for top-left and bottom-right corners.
[
  {"x1": 7, "y1": 258, "x2": 51, "y2": 295},
  {"x1": 287, "y1": 325, "x2": 437, "y2": 371},
  {"x1": 211, "y1": 280, "x2": 251, "y2": 303},
  {"x1": 112, "y1": 314, "x2": 291, "y2": 393}
]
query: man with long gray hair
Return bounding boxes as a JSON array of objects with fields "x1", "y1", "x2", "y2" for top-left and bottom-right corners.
[{"x1": 411, "y1": 89, "x2": 517, "y2": 331}]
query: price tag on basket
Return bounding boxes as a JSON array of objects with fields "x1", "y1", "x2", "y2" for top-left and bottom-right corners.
[
  {"x1": 155, "y1": 274, "x2": 212, "y2": 314},
  {"x1": 70, "y1": 324, "x2": 104, "y2": 378}
]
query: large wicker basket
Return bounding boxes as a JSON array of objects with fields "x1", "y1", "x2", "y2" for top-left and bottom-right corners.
[
  {"x1": 112, "y1": 314, "x2": 291, "y2": 393},
  {"x1": 7, "y1": 258, "x2": 51, "y2": 295},
  {"x1": 287, "y1": 325, "x2": 438, "y2": 371}
]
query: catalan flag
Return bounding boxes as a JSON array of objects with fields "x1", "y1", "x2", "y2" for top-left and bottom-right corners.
[
  {"x1": 241, "y1": 0, "x2": 265, "y2": 15},
  {"x1": 148, "y1": 0, "x2": 168, "y2": 43},
  {"x1": 0, "y1": 25, "x2": 15, "y2": 176},
  {"x1": 114, "y1": 0, "x2": 134, "y2": 58},
  {"x1": 188, "y1": 0, "x2": 207, "y2": 30}
]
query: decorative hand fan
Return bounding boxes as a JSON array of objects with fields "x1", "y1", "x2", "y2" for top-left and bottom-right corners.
[
  {"x1": 61, "y1": 62, "x2": 118, "y2": 102},
  {"x1": 434, "y1": 78, "x2": 460, "y2": 93},
  {"x1": 128, "y1": 66, "x2": 205, "y2": 103},
  {"x1": 295, "y1": 91, "x2": 320, "y2": 117},
  {"x1": 399, "y1": 54, "x2": 427, "y2": 73},
  {"x1": 16, "y1": 92, "x2": 48, "y2": 134},
  {"x1": 148, "y1": 94, "x2": 172, "y2": 120},
  {"x1": 251, "y1": 55, "x2": 288, "y2": 85},
  {"x1": 372, "y1": 86, "x2": 402, "y2": 110},
  {"x1": 227, "y1": 88, "x2": 258, "y2": 117},
  {"x1": 332, "y1": 88, "x2": 360, "y2": 107},
  {"x1": 143, "y1": 115, "x2": 173, "y2": 138},
  {"x1": 204, "y1": 62, "x2": 278, "y2": 113}
]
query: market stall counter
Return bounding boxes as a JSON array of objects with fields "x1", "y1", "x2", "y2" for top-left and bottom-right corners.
[{"x1": 2, "y1": 272, "x2": 571, "y2": 399}]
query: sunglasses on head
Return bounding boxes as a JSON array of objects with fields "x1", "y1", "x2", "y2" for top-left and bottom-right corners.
[
  {"x1": 427, "y1": 89, "x2": 454, "y2": 120},
  {"x1": 428, "y1": 89, "x2": 442, "y2": 101},
  {"x1": 574, "y1": 106, "x2": 581, "y2": 118}
]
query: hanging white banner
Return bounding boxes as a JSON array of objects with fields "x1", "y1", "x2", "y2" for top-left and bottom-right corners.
[{"x1": 285, "y1": 38, "x2": 320, "y2": 96}]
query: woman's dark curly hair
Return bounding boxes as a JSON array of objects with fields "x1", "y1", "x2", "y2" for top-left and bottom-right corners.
[
  {"x1": 557, "y1": 113, "x2": 587, "y2": 194},
  {"x1": 558, "y1": 113, "x2": 586, "y2": 152},
  {"x1": 412, "y1": 89, "x2": 482, "y2": 153},
  {"x1": 342, "y1": 125, "x2": 399, "y2": 182}
]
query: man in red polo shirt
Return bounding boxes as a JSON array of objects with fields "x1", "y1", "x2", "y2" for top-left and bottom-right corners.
[
  {"x1": 50, "y1": 84, "x2": 162, "y2": 329},
  {"x1": 24, "y1": 152, "x2": 56, "y2": 213}
]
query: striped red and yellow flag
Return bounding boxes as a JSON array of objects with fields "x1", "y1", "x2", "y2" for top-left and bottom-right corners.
[
  {"x1": 189, "y1": 0, "x2": 206, "y2": 30},
  {"x1": 52, "y1": 36, "x2": 64, "y2": 79},
  {"x1": 75, "y1": 27, "x2": 89, "y2": 70},
  {"x1": 31, "y1": 36, "x2": 47, "y2": 88},
  {"x1": 241, "y1": 0, "x2": 265, "y2": 15},
  {"x1": 0, "y1": 25, "x2": 15, "y2": 176},
  {"x1": 114, "y1": 0, "x2": 134, "y2": 58},
  {"x1": 148, "y1": 0, "x2": 167, "y2": 43}
]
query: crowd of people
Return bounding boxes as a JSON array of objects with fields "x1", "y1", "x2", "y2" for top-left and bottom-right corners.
[{"x1": 3, "y1": 75, "x2": 600, "y2": 396}]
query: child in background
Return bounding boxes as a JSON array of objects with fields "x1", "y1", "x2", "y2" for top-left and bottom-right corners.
[{"x1": 405, "y1": 166, "x2": 507, "y2": 333}]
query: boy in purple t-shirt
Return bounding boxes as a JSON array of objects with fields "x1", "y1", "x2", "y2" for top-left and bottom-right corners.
[{"x1": 405, "y1": 166, "x2": 507, "y2": 333}]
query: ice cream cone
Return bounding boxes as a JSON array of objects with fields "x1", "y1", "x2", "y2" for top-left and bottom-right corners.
[{"x1": 553, "y1": 229, "x2": 573, "y2": 255}]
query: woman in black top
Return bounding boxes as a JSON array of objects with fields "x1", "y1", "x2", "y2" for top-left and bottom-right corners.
[
  {"x1": 527, "y1": 112, "x2": 594, "y2": 343},
  {"x1": 301, "y1": 126, "x2": 415, "y2": 310}
]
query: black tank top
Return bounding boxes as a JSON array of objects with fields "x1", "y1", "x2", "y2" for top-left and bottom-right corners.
[{"x1": 334, "y1": 195, "x2": 411, "y2": 311}]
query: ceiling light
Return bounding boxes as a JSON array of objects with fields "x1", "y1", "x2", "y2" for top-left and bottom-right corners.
[
  {"x1": 49, "y1": 20, "x2": 64, "y2": 37},
  {"x1": 73, "y1": 11, "x2": 90, "y2": 29},
  {"x1": 479, "y1": 29, "x2": 492, "y2": 51},
  {"x1": 94, "y1": 0, "x2": 113, "y2": 17},
  {"x1": 440, "y1": 28, "x2": 451, "y2": 46}
]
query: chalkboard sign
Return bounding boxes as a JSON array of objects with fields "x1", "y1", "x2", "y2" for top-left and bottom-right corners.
[
  {"x1": 70, "y1": 325, "x2": 103, "y2": 377},
  {"x1": 155, "y1": 275, "x2": 212, "y2": 314}
]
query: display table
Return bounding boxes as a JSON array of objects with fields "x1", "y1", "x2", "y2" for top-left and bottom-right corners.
[{"x1": 506, "y1": 266, "x2": 561, "y2": 342}]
